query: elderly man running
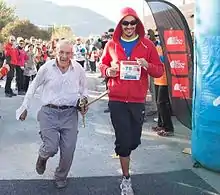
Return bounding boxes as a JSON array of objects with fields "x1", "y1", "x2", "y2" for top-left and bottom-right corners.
[{"x1": 17, "y1": 39, "x2": 88, "y2": 189}]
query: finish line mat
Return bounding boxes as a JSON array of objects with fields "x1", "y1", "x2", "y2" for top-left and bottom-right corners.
[{"x1": 0, "y1": 169, "x2": 219, "y2": 195}]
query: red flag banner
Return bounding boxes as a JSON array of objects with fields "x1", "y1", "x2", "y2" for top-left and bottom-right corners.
[
  {"x1": 168, "y1": 53, "x2": 189, "y2": 75},
  {"x1": 164, "y1": 30, "x2": 186, "y2": 52},
  {"x1": 172, "y1": 77, "x2": 190, "y2": 99}
]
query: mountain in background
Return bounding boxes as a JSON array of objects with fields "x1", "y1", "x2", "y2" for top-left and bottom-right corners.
[{"x1": 5, "y1": 0, "x2": 116, "y2": 37}]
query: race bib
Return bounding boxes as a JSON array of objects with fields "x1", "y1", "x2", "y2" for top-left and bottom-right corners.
[{"x1": 120, "y1": 61, "x2": 141, "y2": 80}]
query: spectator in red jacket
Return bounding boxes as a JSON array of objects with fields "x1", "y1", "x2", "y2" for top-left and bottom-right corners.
[
  {"x1": 15, "y1": 37, "x2": 28, "y2": 95},
  {"x1": 4, "y1": 35, "x2": 18, "y2": 97},
  {"x1": 99, "y1": 7, "x2": 163, "y2": 195},
  {"x1": 42, "y1": 41, "x2": 48, "y2": 61}
]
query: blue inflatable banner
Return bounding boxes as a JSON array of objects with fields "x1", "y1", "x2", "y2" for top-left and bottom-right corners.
[{"x1": 192, "y1": 0, "x2": 220, "y2": 171}]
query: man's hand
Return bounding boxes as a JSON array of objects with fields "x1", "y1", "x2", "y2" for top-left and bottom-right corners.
[
  {"x1": 135, "y1": 58, "x2": 148, "y2": 69},
  {"x1": 19, "y1": 109, "x2": 27, "y2": 121},
  {"x1": 106, "y1": 67, "x2": 118, "y2": 77},
  {"x1": 76, "y1": 97, "x2": 89, "y2": 115},
  {"x1": 106, "y1": 61, "x2": 119, "y2": 77}
]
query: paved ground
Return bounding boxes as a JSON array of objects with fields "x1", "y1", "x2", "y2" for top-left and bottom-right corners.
[{"x1": 0, "y1": 74, "x2": 219, "y2": 195}]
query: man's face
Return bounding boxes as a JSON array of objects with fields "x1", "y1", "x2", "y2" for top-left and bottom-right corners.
[
  {"x1": 19, "y1": 40, "x2": 25, "y2": 48},
  {"x1": 108, "y1": 32, "x2": 114, "y2": 39},
  {"x1": 76, "y1": 39, "x2": 81, "y2": 45},
  {"x1": 9, "y1": 36, "x2": 15, "y2": 44},
  {"x1": 101, "y1": 35, "x2": 106, "y2": 41},
  {"x1": 30, "y1": 37, "x2": 35, "y2": 44},
  {"x1": 38, "y1": 39, "x2": 42, "y2": 44},
  {"x1": 155, "y1": 35, "x2": 160, "y2": 42},
  {"x1": 56, "y1": 43, "x2": 73, "y2": 68},
  {"x1": 29, "y1": 45, "x2": 34, "y2": 52},
  {"x1": 121, "y1": 15, "x2": 138, "y2": 38}
]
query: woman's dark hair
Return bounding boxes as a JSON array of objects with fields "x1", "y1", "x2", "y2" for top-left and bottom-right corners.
[
  {"x1": 28, "y1": 44, "x2": 34, "y2": 48},
  {"x1": 147, "y1": 29, "x2": 156, "y2": 42},
  {"x1": 108, "y1": 28, "x2": 114, "y2": 33}
]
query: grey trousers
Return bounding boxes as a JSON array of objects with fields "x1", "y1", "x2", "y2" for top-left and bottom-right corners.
[{"x1": 37, "y1": 106, "x2": 78, "y2": 181}]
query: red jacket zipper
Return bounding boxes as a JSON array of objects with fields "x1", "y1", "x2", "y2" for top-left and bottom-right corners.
[{"x1": 116, "y1": 40, "x2": 142, "y2": 103}]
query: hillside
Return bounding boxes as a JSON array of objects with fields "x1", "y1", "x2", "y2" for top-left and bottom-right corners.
[{"x1": 5, "y1": 0, "x2": 115, "y2": 36}]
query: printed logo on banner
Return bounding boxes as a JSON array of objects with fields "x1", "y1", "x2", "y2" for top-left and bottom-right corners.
[
  {"x1": 172, "y1": 77, "x2": 190, "y2": 99},
  {"x1": 164, "y1": 30, "x2": 186, "y2": 51},
  {"x1": 168, "y1": 54, "x2": 188, "y2": 75}
]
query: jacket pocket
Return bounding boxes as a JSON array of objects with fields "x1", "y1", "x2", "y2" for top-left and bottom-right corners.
[
  {"x1": 108, "y1": 78, "x2": 128, "y2": 98},
  {"x1": 130, "y1": 79, "x2": 147, "y2": 100}
]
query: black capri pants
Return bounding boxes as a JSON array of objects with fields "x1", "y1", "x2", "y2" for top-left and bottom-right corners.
[{"x1": 109, "y1": 101, "x2": 145, "y2": 157}]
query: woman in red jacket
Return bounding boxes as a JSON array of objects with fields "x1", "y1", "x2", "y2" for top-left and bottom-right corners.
[
  {"x1": 4, "y1": 35, "x2": 18, "y2": 97},
  {"x1": 15, "y1": 37, "x2": 28, "y2": 95},
  {"x1": 99, "y1": 7, "x2": 163, "y2": 195}
]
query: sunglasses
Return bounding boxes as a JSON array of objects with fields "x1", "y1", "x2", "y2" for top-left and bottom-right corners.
[{"x1": 121, "y1": 20, "x2": 138, "y2": 26}]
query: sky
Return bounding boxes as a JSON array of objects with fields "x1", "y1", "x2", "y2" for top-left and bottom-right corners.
[{"x1": 45, "y1": 0, "x2": 191, "y2": 22}]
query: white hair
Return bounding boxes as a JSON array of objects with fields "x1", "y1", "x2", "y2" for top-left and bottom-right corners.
[{"x1": 56, "y1": 39, "x2": 72, "y2": 49}]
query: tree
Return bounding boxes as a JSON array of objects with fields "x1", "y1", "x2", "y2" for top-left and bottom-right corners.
[
  {"x1": 51, "y1": 25, "x2": 75, "y2": 40},
  {"x1": 0, "y1": 33, "x2": 4, "y2": 43},
  {"x1": 1, "y1": 19, "x2": 51, "y2": 41},
  {"x1": 38, "y1": 29, "x2": 52, "y2": 41},
  {"x1": 0, "y1": 0, "x2": 17, "y2": 31}
]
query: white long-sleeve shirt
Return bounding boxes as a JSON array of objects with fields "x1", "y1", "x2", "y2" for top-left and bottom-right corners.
[
  {"x1": 21, "y1": 59, "x2": 88, "y2": 110},
  {"x1": 73, "y1": 44, "x2": 87, "y2": 61}
]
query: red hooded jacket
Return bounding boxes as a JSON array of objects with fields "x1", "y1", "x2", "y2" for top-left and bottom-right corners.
[
  {"x1": 4, "y1": 43, "x2": 18, "y2": 65},
  {"x1": 99, "y1": 7, "x2": 164, "y2": 103}
]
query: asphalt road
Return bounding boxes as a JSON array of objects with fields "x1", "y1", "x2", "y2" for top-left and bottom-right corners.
[{"x1": 0, "y1": 76, "x2": 219, "y2": 195}]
